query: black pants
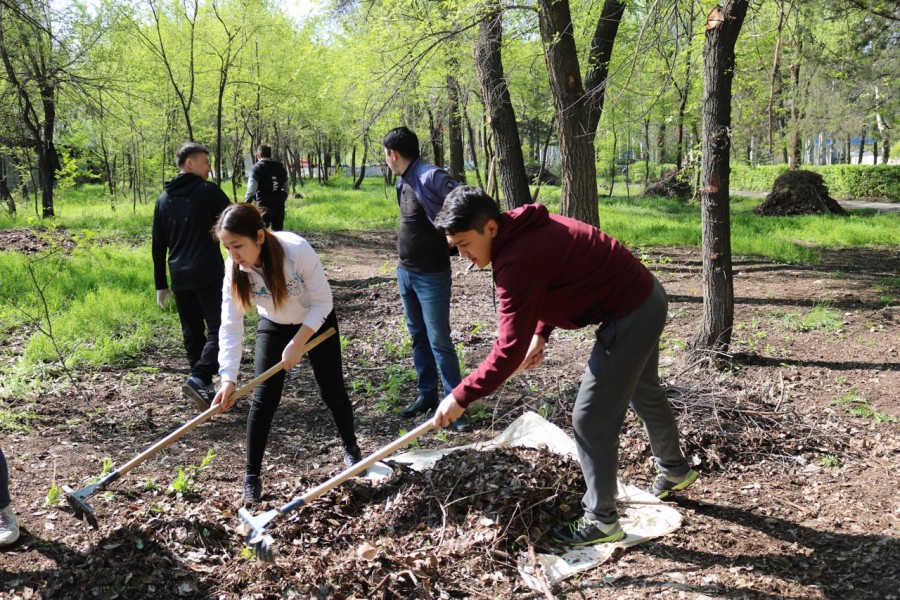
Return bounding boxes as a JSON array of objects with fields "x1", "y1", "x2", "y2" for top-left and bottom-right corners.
[
  {"x1": 172, "y1": 282, "x2": 222, "y2": 385},
  {"x1": 259, "y1": 201, "x2": 285, "y2": 231},
  {"x1": 246, "y1": 311, "x2": 356, "y2": 477}
]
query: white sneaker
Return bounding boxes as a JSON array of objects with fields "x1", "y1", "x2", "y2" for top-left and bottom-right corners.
[{"x1": 0, "y1": 505, "x2": 20, "y2": 546}]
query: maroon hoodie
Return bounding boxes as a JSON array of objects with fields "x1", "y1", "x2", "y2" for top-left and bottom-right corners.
[{"x1": 452, "y1": 204, "x2": 654, "y2": 407}]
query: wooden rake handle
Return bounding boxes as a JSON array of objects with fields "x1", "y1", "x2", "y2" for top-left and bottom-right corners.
[
  {"x1": 298, "y1": 418, "x2": 437, "y2": 508},
  {"x1": 113, "y1": 326, "x2": 337, "y2": 477}
]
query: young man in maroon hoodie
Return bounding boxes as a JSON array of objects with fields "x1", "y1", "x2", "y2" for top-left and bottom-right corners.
[{"x1": 430, "y1": 186, "x2": 698, "y2": 546}]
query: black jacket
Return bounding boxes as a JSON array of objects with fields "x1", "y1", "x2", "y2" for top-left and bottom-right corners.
[
  {"x1": 152, "y1": 173, "x2": 231, "y2": 292},
  {"x1": 247, "y1": 159, "x2": 288, "y2": 206}
]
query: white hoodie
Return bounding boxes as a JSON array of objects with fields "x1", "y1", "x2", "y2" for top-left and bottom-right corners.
[{"x1": 217, "y1": 231, "x2": 333, "y2": 383}]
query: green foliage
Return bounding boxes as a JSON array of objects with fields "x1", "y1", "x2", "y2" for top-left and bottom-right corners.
[
  {"x1": 0, "y1": 404, "x2": 38, "y2": 433},
  {"x1": 168, "y1": 449, "x2": 217, "y2": 497},
  {"x1": 819, "y1": 455, "x2": 839, "y2": 468},
  {"x1": 831, "y1": 387, "x2": 896, "y2": 423},
  {"x1": 45, "y1": 481, "x2": 62, "y2": 507},
  {"x1": 730, "y1": 165, "x2": 900, "y2": 201},
  {"x1": 100, "y1": 458, "x2": 115, "y2": 477},
  {"x1": 455, "y1": 342, "x2": 467, "y2": 376},
  {"x1": 782, "y1": 303, "x2": 843, "y2": 332}
]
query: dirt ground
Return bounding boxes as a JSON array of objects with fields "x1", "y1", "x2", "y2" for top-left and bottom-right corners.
[{"x1": 0, "y1": 228, "x2": 898, "y2": 599}]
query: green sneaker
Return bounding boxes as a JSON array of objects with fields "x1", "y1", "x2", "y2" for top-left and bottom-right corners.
[
  {"x1": 550, "y1": 516, "x2": 625, "y2": 546},
  {"x1": 650, "y1": 469, "x2": 699, "y2": 499}
]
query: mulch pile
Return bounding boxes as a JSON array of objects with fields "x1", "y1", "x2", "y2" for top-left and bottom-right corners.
[
  {"x1": 755, "y1": 170, "x2": 847, "y2": 216},
  {"x1": 641, "y1": 169, "x2": 693, "y2": 200},
  {"x1": 0, "y1": 227, "x2": 77, "y2": 254}
]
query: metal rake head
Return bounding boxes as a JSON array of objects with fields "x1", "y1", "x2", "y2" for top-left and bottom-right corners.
[
  {"x1": 238, "y1": 507, "x2": 279, "y2": 562},
  {"x1": 62, "y1": 484, "x2": 99, "y2": 529}
]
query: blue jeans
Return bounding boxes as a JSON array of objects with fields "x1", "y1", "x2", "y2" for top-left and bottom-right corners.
[{"x1": 397, "y1": 267, "x2": 462, "y2": 400}]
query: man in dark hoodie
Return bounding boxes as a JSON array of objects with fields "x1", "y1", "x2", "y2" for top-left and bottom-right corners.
[
  {"x1": 430, "y1": 186, "x2": 698, "y2": 546},
  {"x1": 244, "y1": 143, "x2": 288, "y2": 231},
  {"x1": 153, "y1": 142, "x2": 232, "y2": 409}
]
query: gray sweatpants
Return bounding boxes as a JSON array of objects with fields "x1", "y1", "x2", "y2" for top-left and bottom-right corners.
[{"x1": 572, "y1": 277, "x2": 689, "y2": 523}]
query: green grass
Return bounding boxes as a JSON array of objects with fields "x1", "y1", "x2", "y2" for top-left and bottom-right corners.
[
  {"x1": 0, "y1": 239, "x2": 179, "y2": 396},
  {"x1": 782, "y1": 302, "x2": 844, "y2": 332},
  {"x1": 1, "y1": 178, "x2": 897, "y2": 399}
]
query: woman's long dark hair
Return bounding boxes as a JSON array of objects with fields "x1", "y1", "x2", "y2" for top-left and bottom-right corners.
[{"x1": 213, "y1": 203, "x2": 287, "y2": 311}]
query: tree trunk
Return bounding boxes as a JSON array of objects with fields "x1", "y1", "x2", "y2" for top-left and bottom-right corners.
[
  {"x1": 674, "y1": 2, "x2": 696, "y2": 170},
  {"x1": 426, "y1": 106, "x2": 445, "y2": 167},
  {"x1": 353, "y1": 136, "x2": 368, "y2": 190},
  {"x1": 0, "y1": 155, "x2": 15, "y2": 216},
  {"x1": 857, "y1": 127, "x2": 866, "y2": 164},
  {"x1": 447, "y1": 72, "x2": 465, "y2": 183},
  {"x1": 350, "y1": 145, "x2": 357, "y2": 180},
  {"x1": 39, "y1": 85, "x2": 56, "y2": 218},
  {"x1": 463, "y1": 106, "x2": 484, "y2": 189},
  {"x1": 788, "y1": 59, "x2": 801, "y2": 170},
  {"x1": 473, "y1": 1, "x2": 530, "y2": 209},
  {"x1": 691, "y1": 0, "x2": 748, "y2": 357},
  {"x1": 532, "y1": 116, "x2": 556, "y2": 203},
  {"x1": 538, "y1": 0, "x2": 623, "y2": 226}
]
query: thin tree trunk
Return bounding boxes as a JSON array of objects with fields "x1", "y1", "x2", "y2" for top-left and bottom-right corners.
[
  {"x1": 691, "y1": 0, "x2": 749, "y2": 357},
  {"x1": 857, "y1": 127, "x2": 866, "y2": 164},
  {"x1": 532, "y1": 116, "x2": 556, "y2": 203},
  {"x1": 463, "y1": 105, "x2": 484, "y2": 189},
  {"x1": 473, "y1": 1, "x2": 530, "y2": 208},
  {"x1": 447, "y1": 71, "x2": 465, "y2": 183},
  {"x1": 354, "y1": 136, "x2": 369, "y2": 190}
]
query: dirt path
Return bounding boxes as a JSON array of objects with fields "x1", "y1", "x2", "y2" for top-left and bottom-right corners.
[{"x1": 0, "y1": 231, "x2": 898, "y2": 598}]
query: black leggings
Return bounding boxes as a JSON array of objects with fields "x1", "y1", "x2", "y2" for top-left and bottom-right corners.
[{"x1": 246, "y1": 311, "x2": 356, "y2": 477}]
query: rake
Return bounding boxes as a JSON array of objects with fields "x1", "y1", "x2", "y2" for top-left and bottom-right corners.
[{"x1": 63, "y1": 327, "x2": 336, "y2": 528}]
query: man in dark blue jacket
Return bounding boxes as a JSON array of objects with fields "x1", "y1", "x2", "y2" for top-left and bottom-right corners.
[
  {"x1": 383, "y1": 127, "x2": 470, "y2": 431},
  {"x1": 244, "y1": 143, "x2": 288, "y2": 231},
  {"x1": 152, "y1": 142, "x2": 231, "y2": 409}
]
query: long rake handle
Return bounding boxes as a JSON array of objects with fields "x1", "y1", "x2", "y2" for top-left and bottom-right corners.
[
  {"x1": 111, "y1": 327, "x2": 336, "y2": 478},
  {"x1": 273, "y1": 418, "x2": 438, "y2": 516}
]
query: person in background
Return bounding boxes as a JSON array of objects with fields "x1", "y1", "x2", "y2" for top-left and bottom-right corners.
[
  {"x1": 211, "y1": 203, "x2": 362, "y2": 505},
  {"x1": 382, "y1": 126, "x2": 470, "y2": 432},
  {"x1": 152, "y1": 142, "x2": 231, "y2": 409},
  {"x1": 244, "y1": 143, "x2": 289, "y2": 231},
  {"x1": 0, "y1": 448, "x2": 19, "y2": 547},
  {"x1": 431, "y1": 186, "x2": 698, "y2": 546}
]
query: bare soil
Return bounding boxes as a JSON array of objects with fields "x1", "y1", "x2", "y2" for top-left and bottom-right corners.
[{"x1": 0, "y1": 229, "x2": 898, "y2": 599}]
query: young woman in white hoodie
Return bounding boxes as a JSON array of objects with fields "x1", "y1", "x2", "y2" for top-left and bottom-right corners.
[{"x1": 211, "y1": 203, "x2": 361, "y2": 504}]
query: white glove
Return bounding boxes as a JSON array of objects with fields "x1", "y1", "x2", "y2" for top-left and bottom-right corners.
[{"x1": 156, "y1": 288, "x2": 172, "y2": 309}]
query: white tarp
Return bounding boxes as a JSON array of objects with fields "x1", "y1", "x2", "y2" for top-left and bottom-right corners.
[{"x1": 391, "y1": 411, "x2": 683, "y2": 591}]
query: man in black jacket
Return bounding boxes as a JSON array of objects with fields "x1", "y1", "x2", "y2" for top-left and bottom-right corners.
[
  {"x1": 244, "y1": 143, "x2": 288, "y2": 231},
  {"x1": 152, "y1": 142, "x2": 231, "y2": 409}
]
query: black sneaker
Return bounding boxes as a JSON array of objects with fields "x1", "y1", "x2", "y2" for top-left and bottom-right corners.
[
  {"x1": 649, "y1": 469, "x2": 699, "y2": 499},
  {"x1": 182, "y1": 376, "x2": 211, "y2": 411},
  {"x1": 342, "y1": 443, "x2": 363, "y2": 469},
  {"x1": 242, "y1": 475, "x2": 262, "y2": 505},
  {"x1": 449, "y1": 414, "x2": 472, "y2": 432},
  {"x1": 550, "y1": 516, "x2": 625, "y2": 546},
  {"x1": 400, "y1": 395, "x2": 438, "y2": 418}
]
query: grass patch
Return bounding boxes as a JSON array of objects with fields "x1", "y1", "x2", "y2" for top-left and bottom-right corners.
[
  {"x1": 782, "y1": 302, "x2": 843, "y2": 332},
  {"x1": 0, "y1": 404, "x2": 39, "y2": 433},
  {"x1": 831, "y1": 388, "x2": 897, "y2": 423}
]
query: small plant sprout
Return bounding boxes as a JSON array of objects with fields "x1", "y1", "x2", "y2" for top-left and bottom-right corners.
[
  {"x1": 819, "y1": 455, "x2": 839, "y2": 468},
  {"x1": 143, "y1": 477, "x2": 160, "y2": 492},
  {"x1": 168, "y1": 449, "x2": 217, "y2": 497},
  {"x1": 100, "y1": 457, "x2": 115, "y2": 476},
  {"x1": 398, "y1": 428, "x2": 420, "y2": 449},
  {"x1": 433, "y1": 429, "x2": 449, "y2": 443},
  {"x1": 45, "y1": 481, "x2": 62, "y2": 507},
  {"x1": 456, "y1": 342, "x2": 468, "y2": 375}
]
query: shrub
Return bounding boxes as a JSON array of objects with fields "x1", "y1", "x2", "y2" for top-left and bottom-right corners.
[{"x1": 731, "y1": 164, "x2": 900, "y2": 201}]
